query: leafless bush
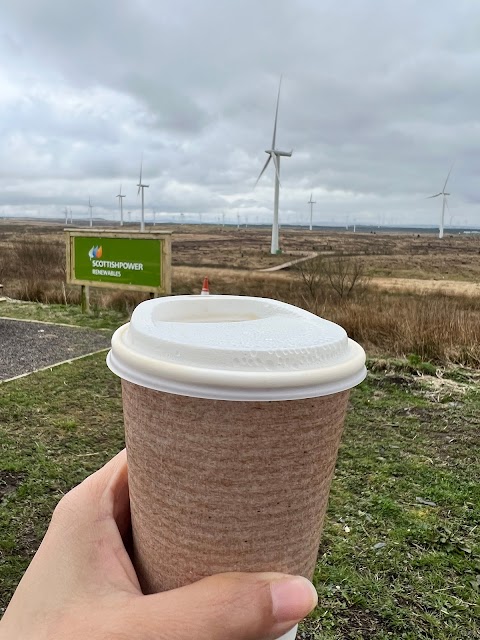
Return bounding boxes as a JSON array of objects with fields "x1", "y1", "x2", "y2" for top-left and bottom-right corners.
[
  {"x1": 323, "y1": 255, "x2": 369, "y2": 299},
  {"x1": 13, "y1": 240, "x2": 65, "y2": 280},
  {"x1": 296, "y1": 255, "x2": 368, "y2": 311},
  {"x1": 296, "y1": 257, "x2": 326, "y2": 313}
]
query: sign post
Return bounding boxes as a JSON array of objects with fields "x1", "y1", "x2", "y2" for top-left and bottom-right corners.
[{"x1": 66, "y1": 229, "x2": 172, "y2": 309}]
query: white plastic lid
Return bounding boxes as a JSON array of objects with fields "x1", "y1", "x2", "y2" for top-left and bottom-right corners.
[{"x1": 107, "y1": 295, "x2": 366, "y2": 401}]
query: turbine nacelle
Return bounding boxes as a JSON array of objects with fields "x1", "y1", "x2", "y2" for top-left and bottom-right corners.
[{"x1": 264, "y1": 149, "x2": 293, "y2": 157}]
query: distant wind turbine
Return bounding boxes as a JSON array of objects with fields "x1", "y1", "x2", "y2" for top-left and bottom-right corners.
[
  {"x1": 137, "y1": 156, "x2": 149, "y2": 232},
  {"x1": 427, "y1": 164, "x2": 454, "y2": 239},
  {"x1": 116, "y1": 184, "x2": 125, "y2": 227},
  {"x1": 255, "y1": 76, "x2": 292, "y2": 254},
  {"x1": 88, "y1": 197, "x2": 93, "y2": 228},
  {"x1": 64, "y1": 207, "x2": 68, "y2": 225},
  {"x1": 308, "y1": 193, "x2": 316, "y2": 231},
  {"x1": 69, "y1": 208, "x2": 73, "y2": 225}
]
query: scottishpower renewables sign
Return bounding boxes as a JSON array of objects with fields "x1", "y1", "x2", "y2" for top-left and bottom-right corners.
[{"x1": 66, "y1": 230, "x2": 172, "y2": 294}]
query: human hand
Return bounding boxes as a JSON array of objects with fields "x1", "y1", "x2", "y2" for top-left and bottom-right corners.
[{"x1": 0, "y1": 450, "x2": 318, "y2": 640}]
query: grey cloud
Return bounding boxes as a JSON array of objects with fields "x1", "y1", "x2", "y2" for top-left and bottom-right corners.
[{"x1": 0, "y1": 1, "x2": 479, "y2": 226}]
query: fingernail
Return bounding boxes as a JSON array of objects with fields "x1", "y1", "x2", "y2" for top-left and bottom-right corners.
[{"x1": 270, "y1": 576, "x2": 318, "y2": 623}]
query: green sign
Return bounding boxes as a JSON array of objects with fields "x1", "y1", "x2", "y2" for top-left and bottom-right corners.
[{"x1": 73, "y1": 236, "x2": 162, "y2": 288}]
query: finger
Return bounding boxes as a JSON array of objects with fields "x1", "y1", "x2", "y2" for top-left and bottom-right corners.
[
  {"x1": 132, "y1": 572, "x2": 318, "y2": 640},
  {"x1": 50, "y1": 449, "x2": 141, "y2": 594},
  {"x1": 55, "y1": 449, "x2": 130, "y2": 538}
]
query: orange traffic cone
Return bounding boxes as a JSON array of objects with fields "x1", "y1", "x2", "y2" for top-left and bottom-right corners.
[{"x1": 201, "y1": 276, "x2": 210, "y2": 295}]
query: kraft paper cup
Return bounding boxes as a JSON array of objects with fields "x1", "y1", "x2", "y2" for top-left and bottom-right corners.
[{"x1": 107, "y1": 295, "x2": 366, "y2": 640}]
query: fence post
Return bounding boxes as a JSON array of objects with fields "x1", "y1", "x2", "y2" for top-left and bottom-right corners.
[{"x1": 81, "y1": 285, "x2": 90, "y2": 313}]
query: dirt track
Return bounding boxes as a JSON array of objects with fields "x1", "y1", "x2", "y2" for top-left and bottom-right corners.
[{"x1": 175, "y1": 265, "x2": 480, "y2": 299}]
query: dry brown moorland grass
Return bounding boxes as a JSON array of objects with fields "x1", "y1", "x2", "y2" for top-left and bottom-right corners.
[{"x1": 1, "y1": 224, "x2": 480, "y2": 365}]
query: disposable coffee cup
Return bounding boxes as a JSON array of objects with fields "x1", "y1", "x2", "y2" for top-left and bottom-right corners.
[{"x1": 107, "y1": 295, "x2": 366, "y2": 640}]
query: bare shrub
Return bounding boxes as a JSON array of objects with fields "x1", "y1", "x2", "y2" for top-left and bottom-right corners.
[
  {"x1": 296, "y1": 255, "x2": 368, "y2": 312},
  {"x1": 323, "y1": 256, "x2": 368, "y2": 299},
  {"x1": 4, "y1": 239, "x2": 67, "y2": 302},
  {"x1": 13, "y1": 240, "x2": 65, "y2": 280},
  {"x1": 296, "y1": 257, "x2": 326, "y2": 313}
]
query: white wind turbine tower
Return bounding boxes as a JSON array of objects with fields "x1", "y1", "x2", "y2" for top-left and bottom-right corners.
[
  {"x1": 308, "y1": 193, "x2": 316, "y2": 231},
  {"x1": 88, "y1": 197, "x2": 93, "y2": 227},
  {"x1": 116, "y1": 184, "x2": 125, "y2": 227},
  {"x1": 137, "y1": 157, "x2": 149, "y2": 232},
  {"x1": 427, "y1": 164, "x2": 454, "y2": 239},
  {"x1": 64, "y1": 207, "x2": 68, "y2": 225},
  {"x1": 255, "y1": 76, "x2": 292, "y2": 254}
]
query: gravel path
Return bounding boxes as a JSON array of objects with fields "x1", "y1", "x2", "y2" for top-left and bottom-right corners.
[{"x1": 0, "y1": 318, "x2": 112, "y2": 381}]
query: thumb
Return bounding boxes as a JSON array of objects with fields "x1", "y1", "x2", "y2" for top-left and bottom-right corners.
[{"x1": 134, "y1": 571, "x2": 318, "y2": 640}]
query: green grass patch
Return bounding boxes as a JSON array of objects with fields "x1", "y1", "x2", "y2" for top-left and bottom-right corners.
[
  {"x1": 0, "y1": 300, "x2": 126, "y2": 331},
  {"x1": 0, "y1": 357, "x2": 478, "y2": 638}
]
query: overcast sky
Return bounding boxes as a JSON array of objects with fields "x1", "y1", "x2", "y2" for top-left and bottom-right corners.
[{"x1": 0, "y1": 1, "x2": 479, "y2": 228}]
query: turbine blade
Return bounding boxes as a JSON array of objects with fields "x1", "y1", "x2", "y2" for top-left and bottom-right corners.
[
  {"x1": 427, "y1": 193, "x2": 442, "y2": 199},
  {"x1": 445, "y1": 196, "x2": 450, "y2": 211},
  {"x1": 138, "y1": 184, "x2": 141, "y2": 196},
  {"x1": 255, "y1": 154, "x2": 272, "y2": 187},
  {"x1": 443, "y1": 162, "x2": 454, "y2": 191},
  {"x1": 272, "y1": 75, "x2": 282, "y2": 150},
  {"x1": 120, "y1": 183, "x2": 122, "y2": 195},
  {"x1": 139, "y1": 155, "x2": 143, "y2": 185}
]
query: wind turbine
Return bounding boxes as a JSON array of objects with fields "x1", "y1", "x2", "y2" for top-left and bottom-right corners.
[
  {"x1": 116, "y1": 184, "x2": 125, "y2": 227},
  {"x1": 137, "y1": 157, "x2": 149, "y2": 232},
  {"x1": 255, "y1": 76, "x2": 292, "y2": 254},
  {"x1": 308, "y1": 193, "x2": 316, "y2": 231},
  {"x1": 427, "y1": 164, "x2": 453, "y2": 239},
  {"x1": 69, "y1": 208, "x2": 73, "y2": 225},
  {"x1": 64, "y1": 207, "x2": 68, "y2": 225},
  {"x1": 88, "y1": 197, "x2": 93, "y2": 228}
]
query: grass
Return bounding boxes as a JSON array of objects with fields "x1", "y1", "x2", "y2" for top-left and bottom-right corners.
[
  {"x1": 0, "y1": 353, "x2": 478, "y2": 638},
  {"x1": 0, "y1": 300, "x2": 127, "y2": 331}
]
